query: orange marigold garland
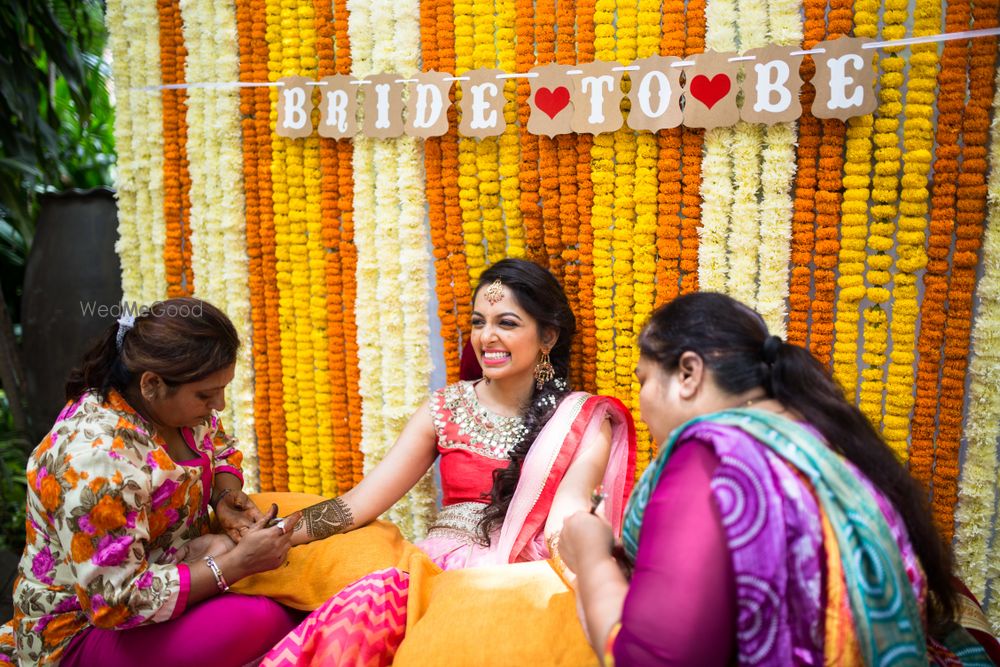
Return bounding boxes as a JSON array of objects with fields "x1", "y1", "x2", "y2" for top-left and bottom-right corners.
[
  {"x1": 234, "y1": 0, "x2": 272, "y2": 488},
  {"x1": 575, "y1": 0, "x2": 597, "y2": 394},
  {"x1": 679, "y1": 0, "x2": 706, "y2": 295},
  {"x1": 910, "y1": 0, "x2": 970, "y2": 497},
  {"x1": 516, "y1": 0, "x2": 544, "y2": 265},
  {"x1": 654, "y1": 0, "x2": 684, "y2": 306},
  {"x1": 536, "y1": 0, "x2": 562, "y2": 279},
  {"x1": 810, "y1": 0, "x2": 851, "y2": 367},
  {"x1": 158, "y1": 0, "x2": 189, "y2": 298},
  {"x1": 314, "y1": 0, "x2": 354, "y2": 492},
  {"x1": 554, "y1": 0, "x2": 581, "y2": 387},
  {"x1": 331, "y1": 0, "x2": 363, "y2": 484},
  {"x1": 933, "y1": 3, "x2": 998, "y2": 540},
  {"x1": 422, "y1": 0, "x2": 460, "y2": 382},
  {"x1": 785, "y1": 0, "x2": 824, "y2": 348}
]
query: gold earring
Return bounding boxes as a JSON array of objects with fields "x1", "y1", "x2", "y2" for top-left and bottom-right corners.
[{"x1": 534, "y1": 351, "x2": 555, "y2": 390}]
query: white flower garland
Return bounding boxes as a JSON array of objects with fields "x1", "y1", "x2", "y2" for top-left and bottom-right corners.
[
  {"x1": 107, "y1": 0, "x2": 166, "y2": 305},
  {"x1": 697, "y1": 0, "x2": 738, "y2": 293},
  {"x1": 348, "y1": 0, "x2": 384, "y2": 487},
  {"x1": 955, "y1": 65, "x2": 1000, "y2": 628},
  {"x1": 178, "y1": 0, "x2": 258, "y2": 491},
  {"x1": 754, "y1": 0, "x2": 802, "y2": 336}
]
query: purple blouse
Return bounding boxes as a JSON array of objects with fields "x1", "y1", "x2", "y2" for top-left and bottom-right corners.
[{"x1": 613, "y1": 440, "x2": 736, "y2": 666}]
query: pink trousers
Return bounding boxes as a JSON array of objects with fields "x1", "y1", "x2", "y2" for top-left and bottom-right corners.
[{"x1": 61, "y1": 594, "x2": 301, "y2": 667}]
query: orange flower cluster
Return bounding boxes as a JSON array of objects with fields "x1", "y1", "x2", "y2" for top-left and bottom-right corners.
[
  {"x1": 313, "y1": 0, "x2": 353, "y2": 492},
  {"x1": 786, "y1": 0, "x2": 827, "y2": 347},
  {"x1": 422, "y1": 0, "x2": 460, "y2": 383},
  {"x1": 679, "y1": 0, "x2": 706, "y2": 295},
  {"x1": 931, "y1": 2, "x2": 998, "y2": 539},
  {"x1": 436, "y1": 2, "x2": 470, "y2": 355},
  {"x1": 516, "y1": 0, "x2": 544, "y2": 266},
  {"x1": 330, "y1": 0, "x2": 363, "y2": 486},
  {"x1": 810, "y1": 0, "x2": 850, "y2": 367},
  {"x1": 911, "y1": 0, "x2": 968, "y2": 500},
  {"x1": 575, "y1": 0, "x2": 597, "y2": 393},
  {"x1": 654, "y1": 0, "x2": 685, "y2": 306},
  {"x1": 536, "y1": 1, "x2": 562, "y2": 281},
  {"x1": 158, "y1": 0, "x2": 193, "y2": 298}
]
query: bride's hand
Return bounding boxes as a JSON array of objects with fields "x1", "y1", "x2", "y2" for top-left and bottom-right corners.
[{"x1": 560, "y1": 510, "x2": 614, "y2": 574}]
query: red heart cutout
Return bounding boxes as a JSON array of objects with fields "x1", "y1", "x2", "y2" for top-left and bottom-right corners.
[
  {"x1": 535, "y1": 86, "x2": 571, "y2": 119},
  {"x1": 689, "y1": 74, "x2": 731, "y2": 110}
]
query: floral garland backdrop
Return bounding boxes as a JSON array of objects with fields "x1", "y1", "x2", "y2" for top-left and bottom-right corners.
[{"x1": 107, "y1": 0, "x2": 1000, "y2": 624}]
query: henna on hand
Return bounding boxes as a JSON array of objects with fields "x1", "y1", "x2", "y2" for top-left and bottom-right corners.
[{"x1": 301, "y1": 496, "x2": 354, "y2": 540}]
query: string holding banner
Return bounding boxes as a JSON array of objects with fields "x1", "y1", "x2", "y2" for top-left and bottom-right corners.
[{"x1": 129, "y1": 27, "x2": 1000, "y2": 138}]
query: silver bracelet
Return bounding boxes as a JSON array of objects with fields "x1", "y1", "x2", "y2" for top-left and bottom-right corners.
[{"x1": 204, "y1": 555, "x2": 229, "y2": 593}]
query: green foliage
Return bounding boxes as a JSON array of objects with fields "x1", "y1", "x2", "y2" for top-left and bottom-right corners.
[
  {"x1": 0, "y1": 392, "x2": 30, "y2": 554},
  {"x1": 0, "y1": 0, "x2": 115, "y2": 319}
]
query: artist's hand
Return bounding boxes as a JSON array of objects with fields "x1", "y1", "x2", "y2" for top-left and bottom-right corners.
[
  {"x1": 171, "y1": 532, "x2": 236, "y2": 564},
  {"x1": 226, "y1": 505, "x2": 303, "y2": 578},
  {"x1": 215, "y1": 488, "x2": 264, "y2": 542},
  {"x1": 560, "y1": 510, "x2": 615, "y2": 574}
]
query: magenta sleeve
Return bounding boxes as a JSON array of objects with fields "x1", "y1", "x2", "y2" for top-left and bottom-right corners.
[
  {"x1": 171, "y1": 564, "x2": 191, "y2": 620},
  {"x1": 612, "y1": 439, "x2": 736, "y2": 666}
]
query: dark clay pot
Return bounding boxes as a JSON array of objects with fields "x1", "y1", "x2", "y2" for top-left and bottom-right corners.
[{"x1": 21, "y1": 188, "x2": 121, "y2": 442}]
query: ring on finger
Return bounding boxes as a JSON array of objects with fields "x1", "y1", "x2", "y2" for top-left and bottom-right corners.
[{"x1": 275, "y1": 519, "x2": 286, "y2": 533}]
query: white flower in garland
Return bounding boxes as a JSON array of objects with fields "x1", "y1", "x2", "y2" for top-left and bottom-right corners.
[
  {"x1": 106, "y1": 0, "x2": 166, "y2": 305},
  {"x1": 178, "y1": 0, "x2": 258, "y2": 490},
  {"x1": 697, "y1": 0, "x2": 738, "y2": 293},
  {"x1": 754, "y1": 0, "x2": 802, "y2": 336}
]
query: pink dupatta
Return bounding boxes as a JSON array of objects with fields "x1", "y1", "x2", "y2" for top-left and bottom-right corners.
[{"x1": 490, "y1": 392, "x2": 636, "y2": 563}]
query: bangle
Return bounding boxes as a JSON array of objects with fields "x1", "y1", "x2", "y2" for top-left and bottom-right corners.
[
  {"x1": 204, "y1": 555, "x2": 229, "y2": 592},
  {"x1": 211, "y1": 487, "x2": 233, "y2": 509}
]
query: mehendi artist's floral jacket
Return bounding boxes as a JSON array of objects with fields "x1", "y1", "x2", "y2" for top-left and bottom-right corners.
[{"x1": 5, "y1": 389, "x2": 243, "y2": 665}]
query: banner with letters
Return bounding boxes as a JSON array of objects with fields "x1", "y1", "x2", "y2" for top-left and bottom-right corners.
[{"x1": 275, "y1": 37, "x2": 876, "y2": 138}]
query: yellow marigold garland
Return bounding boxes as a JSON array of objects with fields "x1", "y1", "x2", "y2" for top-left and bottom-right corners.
[
  {"x1": 455, "y1": 0, "x2": 485, "y2": 286},
  {"x1": 473, "y1": 0, "x2": 504, "y2": 265},
  {"x1": 881, "y1": 0, "x2": 939, "y2": 455},
  {"x1": 266, "y1": 0, "x2": 305, "y2": 491},
  {"x1": 858, "y1": 0, "x2": 905, "y2": 435},
  {"x1": 590, "y1": 0, "x2": 616, "y2": 395},
  {"x1": 830, "y1": 0, "x2": 877, "y2": 401},
  {"x1": 496, "y1": 0, "x2": 524, "y2": 260},
  {"x1": 630, "y1": 0, "x2": 659, "y2": 462}
]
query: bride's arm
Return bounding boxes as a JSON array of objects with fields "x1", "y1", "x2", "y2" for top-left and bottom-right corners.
[
  {"x1": 287, "y1": 398, "x2": 439, "y2": 545},
  {"x1": 543, "y1": 418, "x2": 613, "y2": 545}
]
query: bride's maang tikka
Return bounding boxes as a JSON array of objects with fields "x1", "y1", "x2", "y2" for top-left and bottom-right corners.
[{"x1": 484, "y1": 278, "x2": 504, "y2": 305}]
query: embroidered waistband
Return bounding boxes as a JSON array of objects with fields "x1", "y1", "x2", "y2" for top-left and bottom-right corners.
[{"x1": 427, "y1": 501, "x2": 487, "y2": 539}]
